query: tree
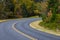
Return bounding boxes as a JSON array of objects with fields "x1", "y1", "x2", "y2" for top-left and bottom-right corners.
[
  {"x1": 46, "y1": 0, "x2": 59, "y2": 22},
  {"x1": 0, "y1": 0, "x2": 7, "y2": 19},
  {"x1": 21, "y1": 3, "x2": 29, "y2": 17},
  {"x1": 29, "y1": 3, "x2": 36, "y2": 16}
]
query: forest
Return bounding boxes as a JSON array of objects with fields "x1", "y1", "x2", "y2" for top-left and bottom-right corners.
[
  {"x1": 0, "y1": 0, "x2": 44, "y2": 19},
  {"x1": 40, "y1": 0, "x2": 60, "y2": 31},
  {"x1": 0, "y1": 0, "x2": 60, "y2": 31}
]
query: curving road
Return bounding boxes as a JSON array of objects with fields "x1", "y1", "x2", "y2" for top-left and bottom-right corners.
[{"x1": 0, "y1": 18, "x2": 60, "y2": 40}]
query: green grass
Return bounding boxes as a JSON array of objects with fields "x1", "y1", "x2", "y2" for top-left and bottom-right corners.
[
  {"x1": 40, "y1": 22, "x2": 57, "y2": 31},
  {"x1": 40, "y1": 14, "x2": 60, "y2": 31}
]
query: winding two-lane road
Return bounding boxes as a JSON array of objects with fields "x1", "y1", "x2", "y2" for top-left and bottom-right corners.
[{"x1": 0, "y1": 18, "x2": 60, "y2": 40}]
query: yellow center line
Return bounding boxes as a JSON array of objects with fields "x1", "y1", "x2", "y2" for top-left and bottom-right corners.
[{"x1": 12, "y1": 22, "x2": 37, "y2": 40}]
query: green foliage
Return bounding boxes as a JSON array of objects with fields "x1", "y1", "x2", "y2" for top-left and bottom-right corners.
[
  {"x1": 42, "y1": 13, "x2": 46, "y2": 22},
  {"x1": 40, "y1": 20, "x2": 60, "y2": 31},
  {"x1": 47, "y1": 0, "x2": 59, "y2": 22},
  {"x1": 41, "y1": 0, "x2": 60, "y2": 31},
  {"x1": 21, "y1": 3, "x2": 29, "y2": 17},
  {"x1": 0, "y1": 0, "x2": 42, "y2": 19}
]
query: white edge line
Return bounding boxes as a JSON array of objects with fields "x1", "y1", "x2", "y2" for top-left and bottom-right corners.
[{"x1": 12, "y1": 22, "x2": 37, "y2": 40}]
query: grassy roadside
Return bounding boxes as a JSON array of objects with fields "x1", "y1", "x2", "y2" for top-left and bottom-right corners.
[
  {"x1": 30, "y1": 20, "x2": 60, "y2": 36},
  {"x1": 29, "y1": 16, "x2": 40, "y2": 18},
  {"x1": 40, "y1": 14, "x2": 60, "y2": 32},
  {"x1": 40, "y1": 22, "x2": 60, "y2": 32},
  {"x1": 0, "y1": 20, "x2": 6, "y2": 22}
]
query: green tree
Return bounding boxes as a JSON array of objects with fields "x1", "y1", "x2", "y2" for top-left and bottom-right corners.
[
  {"x1": 21, "y1": 3, "x2": 29, "y2": 17},
  {"x1": 29, "y1": 3, "x2": 36, "y2": 16},
  {"x1": 46, "y1": 0, "x2": 59, "y2": 22},
  {"x1": 0, "y1": 0, "x2": 7, "y2": 19}
]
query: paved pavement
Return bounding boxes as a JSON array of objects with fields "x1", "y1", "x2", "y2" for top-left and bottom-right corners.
[{"x1": 0, "y1": 18, "x2": 60, "y2": 40}]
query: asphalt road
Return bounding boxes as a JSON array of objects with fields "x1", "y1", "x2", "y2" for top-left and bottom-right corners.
[{"x1": 0, "y1": 18, "x2": 60, "y2": 40}]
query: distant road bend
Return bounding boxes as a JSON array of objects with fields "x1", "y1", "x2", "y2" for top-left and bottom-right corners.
[{"x1": 0, "y1": 18, "x2": 60, "y2": 40}]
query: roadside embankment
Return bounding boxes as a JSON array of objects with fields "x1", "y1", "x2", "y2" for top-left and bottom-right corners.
[{"x1": 30, "y1": 20, "x2": 60, "y2": 36}]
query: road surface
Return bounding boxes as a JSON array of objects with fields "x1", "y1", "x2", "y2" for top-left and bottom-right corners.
[{"x1": 0, "y1": 18, "x2": 60, "y2": 40}]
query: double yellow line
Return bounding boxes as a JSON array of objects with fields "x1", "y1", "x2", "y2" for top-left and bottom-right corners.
[{"x1": 12, "y1": 22, "x2": 37, "y2": 40}]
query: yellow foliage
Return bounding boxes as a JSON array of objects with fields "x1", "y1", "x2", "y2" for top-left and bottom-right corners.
[{"x1": 34, "y1": 10, "x2": 40, "y2": 14}]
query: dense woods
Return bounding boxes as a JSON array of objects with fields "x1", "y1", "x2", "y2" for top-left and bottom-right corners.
[
  {"x1": 0, "y1": 0, "x2": 44, "y2": 19},
  {"x1": 0, "y1": 0, "x2": 60, "y2": 31},
  {"x1": 40, "y1": 0, "x2": 60, "y2": 31}
]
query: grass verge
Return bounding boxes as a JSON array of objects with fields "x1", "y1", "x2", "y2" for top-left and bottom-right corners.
[
  {"x1": 0, "y1": 20, "x2": 6, "y2": 22},
  {"x1": 30, "y1": 20, "x2": 60, "y2": 36}
]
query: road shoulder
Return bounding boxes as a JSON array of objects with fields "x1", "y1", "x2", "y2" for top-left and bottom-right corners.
[
  {"x1": 30, "y1": 20, "x2": 60, "y2": 36},
  {"x1": 0, "y1": 20, "x2": 6, "y2": 22}
]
